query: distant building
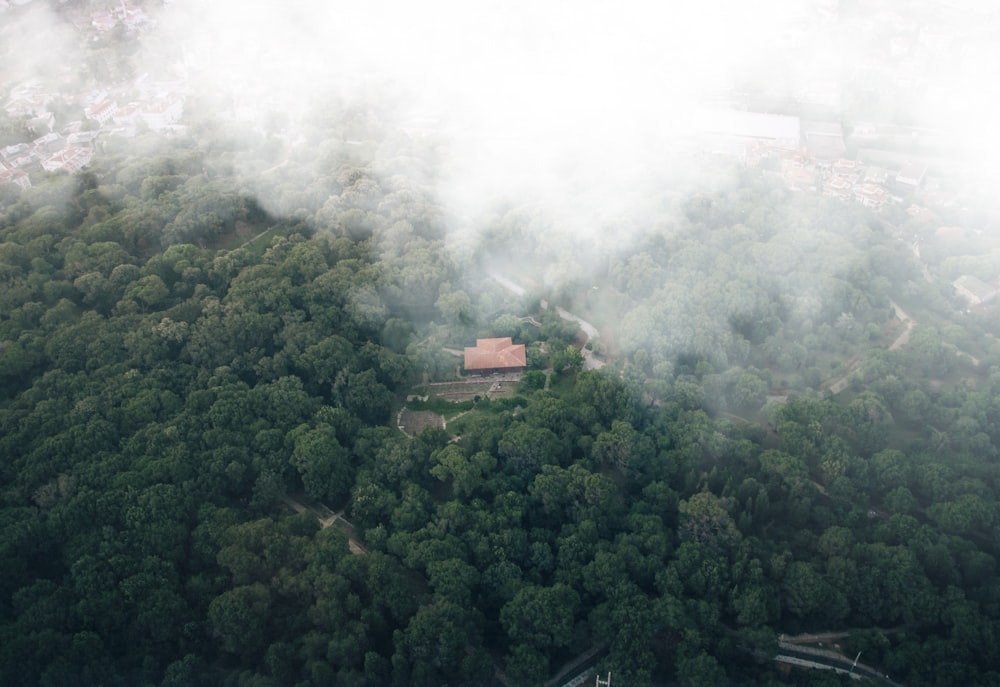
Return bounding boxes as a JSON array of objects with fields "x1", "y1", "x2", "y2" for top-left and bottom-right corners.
[
  {"x1": 4, "y1": 94, "x2": 49, "y2": 119},
  {"x1": 824, "y1": 175, "x2": 853, "y2": 200},
  {"x1": 801, "y1": 120, "x2": 845, "y2": 160},
  {"x1": 91, "y1": 11, "x2": 117, "y2": 32},
  {"x1": 28, "y1": 113, "x2": 55, "y2": 135},
  {"x1": 32, "y1": 132, "x2": 63, "y2": 155},
  {"x1": 832, "y1": 158, "x2": 858, "y2": 175},
  {"x1": 954, "y1": 275, "x2": 997, "y2": 307},
  {"x1": 66, "y1": 131, "x2": 99, "y2": 145},
  {"x1": 851, "y1": 121, "x2": 878, "y2": 137},
  {"x1": 896, "y1": 162, "x2": 927, "y2": 187},
  {"x1": 696, "y1": 109, "x2": 801, "y2": 152},
  {"x1": 854, "y1": 183, "x2": 889, "y2": 208},
  {"x1": 921, "y1": 181, "x2": 957, "y2": 210},
  {"x1": 0, "y1": 167, "x2": 31, "y2": 189},
  {"x1": 112, "y1": 102, "x2": 142, "y2": 127},
  {"x1": 85, "y1": 99, "x2": 118, "y2": 125},
  {"x1": 6, "y1": 152, "x2": 37, "y2": 170},
  {"x1": 141, "y1": 98, "x2": 183, "y2": 129},
  {"x1": 1, "y1": 143, "x2": 29, "y2": 160},
  {"x1": 41, "y1": 146, "x2": 93, "y2": 174},
  {"x1": 781, "y1": 158, "x2": 815, "y2": 191},
  {"x1": 864, "y1": 166, "x2": 890, "y2": 184},
  {"x1": 117, "y1": 1, "x2": 149, "y2": 30},
  {"x1": 796, "y1": 82, "x2": 842, "y2": 110},
  {"x1": 463, "y1": 337, "x2": 527, "y2": 375}
]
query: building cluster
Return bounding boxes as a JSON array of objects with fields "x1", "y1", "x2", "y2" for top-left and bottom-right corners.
[
  {"x1": 1, "y1": 76, "x2": 185, "y2": 189},
  {"x1": 85, "y1": 0, "x2": 151, "y2": 34},
  {"x1": 0, "y1": 0, "x2": 152, "y2": 30},
  {"x1": 787, "y1": 151, "x2": 926, "y2": 211},
  {"x1": 0, "y1": 0, "x2": 184, "y2": 189},
  {"x1": 697, "y1": 102, "x2": 999, "y2": 313},
  {"x1": 696, "y1": 0, "x2": 993, "y2": 220},
  {"x1": 0, "y1": 130, "x2": 93, "y2": 189},
  {"x1": 699, "y1": 108, "x2": 939, "y2": 214}
]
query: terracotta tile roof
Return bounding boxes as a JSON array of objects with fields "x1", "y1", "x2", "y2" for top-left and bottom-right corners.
[{"x1": 463, "y1": 337, "x2": 526, "y2": 371}]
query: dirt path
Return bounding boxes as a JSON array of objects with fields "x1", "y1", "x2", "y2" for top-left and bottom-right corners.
[
  {"x1": 888, "y1": 300, "x2": 915, "y2": 351},
  {"x1": 826, "y1": 300, "x2": 915, "y2": 395},
  {"x1": 824, "y1": 355, "x2": 860, "y2": 395},
  {"x1": 780, "y1": 625, "x2": 909, "y2": 645},
  {"x1": 237, "y1": 225, "x2": 276, "y2": 249},
  {"x1": 444, "y1": 409, "x2": 474, "y2": 428},
  {"x1": 957, "y1": 350, "x2": 980, "y2": 366},
  {"x1": 284, "y1": 497, "x2": 368, "y2": 555},
  {"x1": 554, "y1": 306, "x2": 605, "y2": 370},
  {"x1": 489, "y1": 272, "x2": 527, "y2": 296}
]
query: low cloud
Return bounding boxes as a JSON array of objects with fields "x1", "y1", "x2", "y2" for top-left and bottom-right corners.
[
  {"x1": 7, "y1": 0, "x2": 1000, "y2": 274},
  {"x1": 131, "y1": 0, "x2": 820, "y2": 240}
]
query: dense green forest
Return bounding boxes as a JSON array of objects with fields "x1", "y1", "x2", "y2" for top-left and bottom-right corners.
[{"x1": 2, "y1": 115, "x2": 1000, "y2": 687}]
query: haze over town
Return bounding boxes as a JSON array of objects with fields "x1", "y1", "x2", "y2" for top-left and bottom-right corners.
[
  {"x1": 5, "y1": 0, "x2": 1000, "y2": 252},
  {"x1": 5, "y1": 3, "x2": 1000, "y2": 685}
]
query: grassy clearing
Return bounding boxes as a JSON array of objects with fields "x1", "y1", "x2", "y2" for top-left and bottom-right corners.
[
  {"x1": 398, "y1": 409, "x2": 445, "y2": 435},
  {"x1": 546, "y1": 371, "x2": 578, "y2": 396}
]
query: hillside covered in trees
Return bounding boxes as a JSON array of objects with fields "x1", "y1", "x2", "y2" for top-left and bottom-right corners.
[{"x1": 1, "y1": 105, "x2": 1000, "y2": 687}]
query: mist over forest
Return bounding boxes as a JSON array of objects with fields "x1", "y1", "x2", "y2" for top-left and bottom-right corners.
[{"x1": 3, "y1": 1, "x2": 1000, "y2": 686}]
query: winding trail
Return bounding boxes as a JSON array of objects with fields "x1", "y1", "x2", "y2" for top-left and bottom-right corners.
[
  {"x1": 489, "y1": 271, "x2": 605, "y2": 370},
  {"x1": 825, "y1": 299, "x2": 915, "y2": 395},
  {"x1": 775, "y1": 640, "x2": 902, "y2": 685}
]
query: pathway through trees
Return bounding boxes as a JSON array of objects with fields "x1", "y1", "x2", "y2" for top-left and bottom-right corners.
[{"x1": 284, "y1": 497, "x2": 368, "y2": 555}]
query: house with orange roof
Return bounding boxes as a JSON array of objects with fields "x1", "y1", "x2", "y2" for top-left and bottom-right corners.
[
  {"x1": 463, "y1": 338, "x2": 526, "y2": 375},
  {"x1": 854, "y1": 183, "x2": 888, "y2": 209}
]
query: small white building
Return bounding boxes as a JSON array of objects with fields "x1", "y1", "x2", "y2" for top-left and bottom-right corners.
[
  {"x1": 896, "y1": 162, "x2": 927, "y2": 187},
  {"x1": 854, "y1": 183, "x2": 889, "y2": 208}
]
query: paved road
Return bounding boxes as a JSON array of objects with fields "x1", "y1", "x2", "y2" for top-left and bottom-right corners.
[
  {"x1": 554, "y1": 306, "x2": 605, "y2": 370},
  {"x1": 544, "y1": 643, "x2": 608, "y2": 687},
  {"x1": 777, "y1": 643, "x2": 901, "y2": 685}
]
